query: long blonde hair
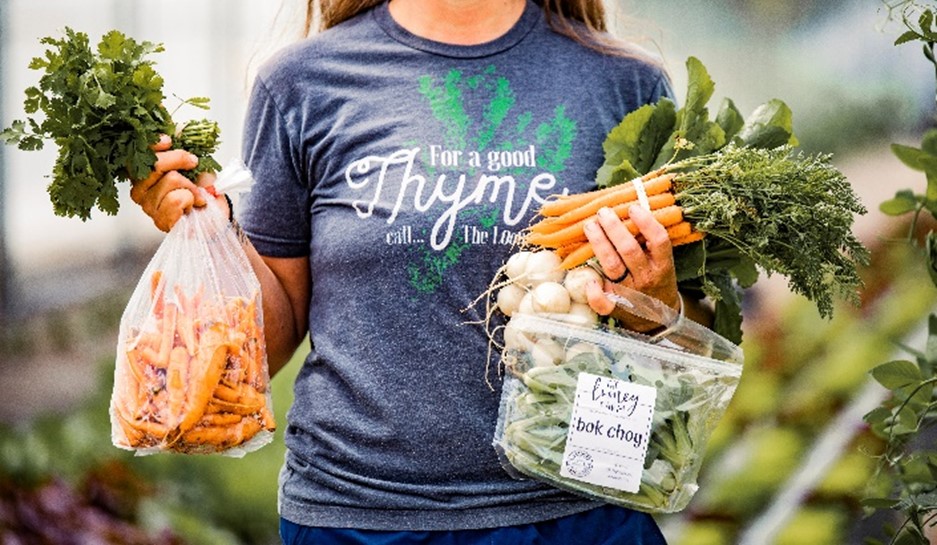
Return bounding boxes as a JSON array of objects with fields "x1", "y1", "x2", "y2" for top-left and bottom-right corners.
[{"x1": 303, "y1": 0, "x2": 628, "y2": 55}]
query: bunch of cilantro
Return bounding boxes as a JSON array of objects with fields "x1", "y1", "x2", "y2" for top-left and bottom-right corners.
[
  {"x1": 0, "y1": 28, "x2": 221, "y2": 220},
  {"x1": 597, "y1": 57, "x2": 870, "y2": 343}
]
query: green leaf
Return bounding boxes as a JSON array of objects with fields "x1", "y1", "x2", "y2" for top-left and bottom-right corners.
[
  {"x1": 674, "y1": 241, "x2": 706, "y2": 283},
  {"x1": 891, "y1": 143, "x2": 931, "y2": 171},
  {"x1": 184, "y1": 96, "x2": 211, "y2": 110},
  {"x1": 708, "y1": 272, "x2": 743, "y2": 344},
  {"x1": 920, "y1": 9, "x2": 934, "y2": 36},
  {"x1": 93, "y1": 90, "x2": 117, "y2": 109},
  {"x1": 681, "y1": 57, "x2": 716, "y2": 132},
  {"x1": 736, "y1": 99, "x2": 797, "y2": 149},
  {"x1": 27, "y1": 56, "x2": 49, "y2": 70},
  {"x1": 600, "y1": 99, "x2": 676, "y2": 181},
  {"x1": 0, "y1": 120, "x2": 26, "y2": 144},
  {"x1": 19, "y1": 135, "x2": 45, "y2": 151},
  {"x1": 923, "y1": 314, "x2": 937, "y2": 376},
  {"x1": 895, "y1": 30, "x2": 922, "y2": 45},
  {"x1": 603, "y1": 104, "x2": 655, "y2": 169},
  {"x1": 97, "y1": 30, "x2": 127, "y2": 60},
  {"x1": 922, "y1": 129, "x2": 937, "y2": 156},
  {"x1": 730, "y1": 255, "x2": 759, "y2": 289},
  {"x1": 894, "y1": 403, "x2": 923, "y2": 435},
  {"x1": 864, "y1": 406, "x2": 892, "y2": 437},
  {"x1": 927, "y1": 233, "x2": 937, "y2": 289},
  {"x1": 926, "y1": 164, "x2": 937, "y2": 213},
  {"x1": 23, "y1": 87, "x2": 42, "y2": 114},
  {"x1": 596, "y1": 160, "x2": 640, "y2": 188},
  {"x1": 870, "y1": 360, "x2": 922, "y2": 390},
  {"x1": 861, "y1": 497, "x2": 902, "y2": 510},
  {"x1": 716, "y1": 98, "x2": 744, "y2": 142},
  {"x1": 879, "y1": 189, "x2": 919, "y2": 215}
]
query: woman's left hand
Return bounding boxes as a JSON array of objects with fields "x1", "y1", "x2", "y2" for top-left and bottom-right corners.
[{"x1": 582, "y1": 205, "x2": 680, "y2": 325}]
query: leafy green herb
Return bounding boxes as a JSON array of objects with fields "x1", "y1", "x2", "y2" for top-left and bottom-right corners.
[
  {"x1": 596, "y1": 57, "x2": 865, "y2": 343},
  {"x1": 0, "y1": 28, "x2": 221, "y2": 220}
]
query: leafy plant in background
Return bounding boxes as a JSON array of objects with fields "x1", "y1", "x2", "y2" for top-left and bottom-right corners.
[
  {"x1": 0, "y1": 353, "x2": 296, "y2": 545},
  {"x1": 864, "y1": 1, "x2": 937, "y2": 543}
]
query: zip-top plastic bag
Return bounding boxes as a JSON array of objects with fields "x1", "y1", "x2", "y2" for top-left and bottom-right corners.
[
  {"x1": 110, "y1": 160, "x2": 275, "y2": 456},
  {"x1": 492, "y1": 283, "x2": 743, "y2": 513}
]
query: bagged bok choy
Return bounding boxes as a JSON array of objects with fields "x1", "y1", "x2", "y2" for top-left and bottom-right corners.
[{"x1": 489, "y1": 256, "x2": 742, "y2": 513}]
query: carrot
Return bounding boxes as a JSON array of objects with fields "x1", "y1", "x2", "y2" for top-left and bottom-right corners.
[
  {"x1": 166, "y1": 346, "x2": 190, "y2": 430},
  {"x1": 198, "y1": 412, "x2": 243, "y2": 427},
  {"x1": 155, "y1": 304, "x2": 176, "y2": 366},
  {"x1": 671, "y1": 230, "x2": 705, "y2": 246},
  {"x1": 554, "y1": 242, "x2": 581, "y2": 260},
  {"x1": 234, "y1": 296, "x2": 266, "y2": 390},
  {"x1": 556, "y1": 221, "x2": 700, "y2": 270},
  {"x1": 115, "y1": 277, "x2": 274, "y2": 453},
  {"x1": 258, "y1": 404, "x2": 276, "y2": 432},
  {"x1": 150, "y1": 270, "x2": 165, "y2": 318},
  {"x1": 527, "y1": 191, "x2": 677, "y2": 236},
  {"x1": 171, "y1": 342, "x2": 229, "y2": 441},
  {"x1": 664, "y1": 221, "x2": 692, "y2": 240},
  {"x1": 212, "y1": 383, "x2": 242, "y2": 404},
  {"x1": 207, "y1": 397, "x2": 264, "y2": 416},
  {"x1": 525, "y1": 205, "x2": 685, "y2": 249},
  {"x1": 560, "y1": 243, "x2": 596, "y2": 270},
  {"x1": 537, "y1": 173, "x2": 674, "y2": 222},
  {"x1": 538, "y1": 168, "x2": 667, "y2": 217},
  {"x1": 181, "y1": 418, "x2": 262, "y2": 450}
]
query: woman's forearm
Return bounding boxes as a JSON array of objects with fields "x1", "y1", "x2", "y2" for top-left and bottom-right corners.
[{"x1": 240, "y1": 241, "x2": 310, "y2": 377}]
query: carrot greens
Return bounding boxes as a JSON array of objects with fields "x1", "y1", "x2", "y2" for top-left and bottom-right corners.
[{"x1": 526, "y1": 57, "x2": 868, "y2": 343}]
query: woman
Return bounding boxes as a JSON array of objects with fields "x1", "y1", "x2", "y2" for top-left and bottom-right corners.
[{"x1": 131, "y1": 0, "x2": 681, "y2": 542}]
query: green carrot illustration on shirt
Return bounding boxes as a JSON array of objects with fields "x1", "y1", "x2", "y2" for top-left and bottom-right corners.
[{"x1": 407, "y1": 65, "x2": 578, "y2": 295}]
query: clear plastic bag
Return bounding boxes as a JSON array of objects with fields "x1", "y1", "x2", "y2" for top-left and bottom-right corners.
[
  {"x1": 109, "y1": 160, "x2": 275, "y2": 456},
  {"x1": 492, "y1": 284, "x2": 743, "y2": 513}
]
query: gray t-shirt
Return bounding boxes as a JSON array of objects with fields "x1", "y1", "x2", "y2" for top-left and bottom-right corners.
[{"x1": 238, "y1": 0, "x2": 673, "y2": 532}]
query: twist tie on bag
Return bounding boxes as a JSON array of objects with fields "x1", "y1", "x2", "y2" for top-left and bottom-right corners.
[{"x1": 630, "y1": 175, "x2": 652, "y2": 211}]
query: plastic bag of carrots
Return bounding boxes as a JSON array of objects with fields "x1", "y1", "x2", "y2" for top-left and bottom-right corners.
[{"x1": 110, "y1": 160, "x2": 275, "y2": 456}]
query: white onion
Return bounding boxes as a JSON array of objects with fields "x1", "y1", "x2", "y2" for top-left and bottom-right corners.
[
  {"x1": 564, "y1": 266, "x2": 602, "y2": 304},
  {"x1": 531, "y1": 282, "x2": 572, "y2": 314},
  {"x1": 566, "y1": 302, "x2": 599, "y2": 325},
  {"x1": 524, "y1": 250, "x2": 565, "y2": 285},
  {"x1": 505, "y1": 251, "x2": 532, "y2": 282},
  {"x1": 496, "y1": 284, "x2": 527, "y2": 317}
]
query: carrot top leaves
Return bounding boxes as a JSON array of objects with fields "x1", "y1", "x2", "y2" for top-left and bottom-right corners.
[
  {"x1": 670, "y1": 145, "x2": 869, "y2": 322},
  {"x1": 0, "y1": 28, "x2": 221, "y2": 220}
]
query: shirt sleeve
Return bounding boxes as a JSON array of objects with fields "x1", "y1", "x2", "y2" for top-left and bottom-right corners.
[{"x1": 237, "y1": 76, "x2": 311, "y2": 258}]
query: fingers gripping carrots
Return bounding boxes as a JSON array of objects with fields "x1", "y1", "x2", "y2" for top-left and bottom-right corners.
[
  {"x1": 111, "y1": 270, "x2": 275, "y2": 454},
  {"x1": 525, "y1": 174, "x2": 705, "y2": 269}
]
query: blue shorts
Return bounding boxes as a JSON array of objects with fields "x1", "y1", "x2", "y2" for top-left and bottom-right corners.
[{"x1": 279, "y1": 504, "x2": 667, "y2": 544}]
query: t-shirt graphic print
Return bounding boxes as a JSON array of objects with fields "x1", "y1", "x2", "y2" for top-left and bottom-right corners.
[{"x1": 344, "y1": 64, "x2": 578, "y2": 295}]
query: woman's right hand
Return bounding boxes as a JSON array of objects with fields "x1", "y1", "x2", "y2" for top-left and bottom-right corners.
[{"x1": 130, "y1": 134, "x2": 207, "y2": 232}]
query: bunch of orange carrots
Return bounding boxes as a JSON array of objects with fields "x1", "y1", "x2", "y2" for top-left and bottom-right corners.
[
  {"x1": 525, "y1": 170, "x2": 704, "y2": 270},
  {"x1": 111, "y1": 270, "x2": 275, "y2": 454}
]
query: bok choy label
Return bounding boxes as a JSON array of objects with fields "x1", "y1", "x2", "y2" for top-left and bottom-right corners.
[{"x1": 560, "y1": 373, "x2": 656, "y2": 493}]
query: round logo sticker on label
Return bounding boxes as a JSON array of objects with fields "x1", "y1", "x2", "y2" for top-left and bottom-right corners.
[{"x1": 564, "y1": 449, "x2": 594, "y2": 478}]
